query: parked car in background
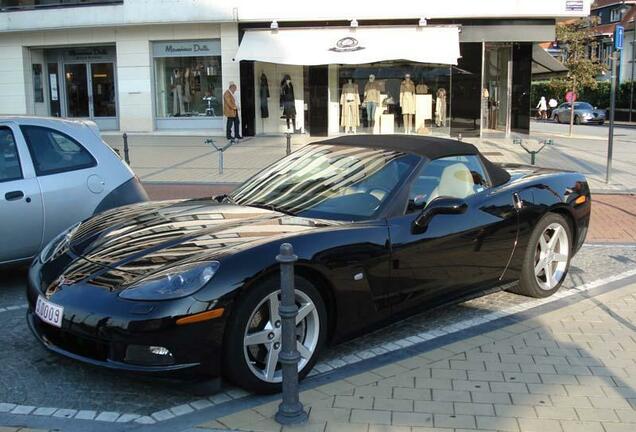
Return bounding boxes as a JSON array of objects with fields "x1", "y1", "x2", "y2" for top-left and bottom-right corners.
[
  {"x1": 552, "y1": 102, "x2": 606, "y2": 125},
  {"x1": 0, "y1": 117, "x2": 148, "y2": 265}
]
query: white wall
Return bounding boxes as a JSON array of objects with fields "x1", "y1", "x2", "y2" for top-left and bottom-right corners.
[{"x1": 0, "y1": 45, "x2": 27, "y2": 115}]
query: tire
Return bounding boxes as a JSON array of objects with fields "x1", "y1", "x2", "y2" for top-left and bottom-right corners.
[
  {"x1": 555, "y1": 115, "x2": 560, "y2": 124},
  {"x1": 223, "y1": 275, "x2": 327, "y2": 394},
  {"x1": 508, "y1": 213, "x2": 572, "y2": 298},
  {"x1": 574, "y1": 115, "x2": 581, "y2": 125},
  {"x1": 599, "y1": 120, "x2": 605, "y2": 125}
]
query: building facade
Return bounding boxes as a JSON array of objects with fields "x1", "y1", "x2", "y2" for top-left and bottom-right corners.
[{"x1": 0, "y1": 0, "x2": 591, "y2": 137}]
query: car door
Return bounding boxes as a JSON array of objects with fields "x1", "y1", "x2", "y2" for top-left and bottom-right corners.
[
  {"x1": 387, "y1": 155, "x2": 518, "y2": 315},
  {"x1": 19, "y1": 124, "x2": 102, "y2": 245},
  {"x1": 560, "y1": 103, "x2": 572, "y2": 122},
  {"x1": 0, "y1": 123, "x2": 44, "y2": 262}
]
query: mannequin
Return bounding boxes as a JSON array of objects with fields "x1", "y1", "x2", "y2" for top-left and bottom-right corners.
[
  {"x1": 400, "y1": 73, "x2": 416, "y2": 133},
  {"x1": 280, "y1": 75, "x2": 296, "y2": 131},
  {"x1": 436, "y1": 88, "x2": 447, "y2": 127},
  {"x1": 172, "y1": 68, "x2": 185, "y2": 116},
  {"x1": 183, "y1": 68, "x2": 192, "y2": 111},
  {"x1": 260, "y1": 72, "x2": 270, "y2": 118},
  {"x1": 364, "y1": 74, "x2": 381, "y2": 130},
  {"x1": 340, "y1": 78, "x2": 360, "y2": 133}
]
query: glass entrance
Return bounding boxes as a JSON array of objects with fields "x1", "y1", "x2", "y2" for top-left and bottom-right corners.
[
  {"x1": 63, "y1": 62, "x2": 117, "y2": 128},
  {"x1": 483, "y1": 44, "x2": 512, "y2": 134}
]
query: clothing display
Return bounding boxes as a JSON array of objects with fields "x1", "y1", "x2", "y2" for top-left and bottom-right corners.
[
  {"x1": 400, "y1": 78, "x2": 416, "y2": 115},
  {"x1": 435, "y1": 88, "x2": 447, "y2": 127},
  {"x1": 340, "y1": 81, "x2": 360, "y2": 131},
  {"x1": 280, "y1": 76, "x2": 296, "y2": 130},
  {"x1": 364, "y1": 78, "x2": 382, "y2": 130},
  {"x1": 259, "y1": 73, "x2": 270, "y2": 118},
  {"x1": 416, "y1": 83, "x2": 429, "y2": 94},
  {"x1": 183, "y1": 68, "x2": 192, "y2": 104}
]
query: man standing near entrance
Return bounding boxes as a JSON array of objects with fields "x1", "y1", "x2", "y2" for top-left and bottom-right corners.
[{"x1": 224, "y1": 81, "x2": 242, "y2": 140}]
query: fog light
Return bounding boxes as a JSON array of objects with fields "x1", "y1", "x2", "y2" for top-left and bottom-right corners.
[{"x1": 125, "y1": 344, "x2": 175, "y2": 366}]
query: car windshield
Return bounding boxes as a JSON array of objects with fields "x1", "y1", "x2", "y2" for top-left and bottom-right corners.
[
  {"x1": 575, "y1": 102, "x2": 593, "y2": 110},
  {"x1": 230, "y1": 144, "x2": 418, "y2": 221}
]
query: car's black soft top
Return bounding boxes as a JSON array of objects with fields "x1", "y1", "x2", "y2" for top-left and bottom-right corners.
[{"x1": 313, "y1": 135, "x2": 511, "y2": 187}]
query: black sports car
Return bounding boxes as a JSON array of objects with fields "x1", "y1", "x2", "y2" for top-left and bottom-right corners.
[{"x1": 27, "y1": 136, "x2": 591, "y2": 393}]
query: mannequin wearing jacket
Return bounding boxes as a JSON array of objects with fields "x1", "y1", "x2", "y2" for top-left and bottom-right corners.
[
  {"x1": 340, "y1": 79, "x2": 360, "y2": 133},
  {"x1": 400, "y1": 74, "x2": 416, "y2": 133},
  {"x1": 364, "y1": 74, "x2": 381, "y2": 130},
  {"x1": 171, "y1": 68, "x2": 185, "y2": 116},
  {"x1": 260, "y1": 73, "x2": 270, "y2": 118},
  {"x1": 436, "y1": 88, "x2": 447, "y2": 127},
  {"x1": 280, "y1": 75, "x2": 296, "y2": 131}
]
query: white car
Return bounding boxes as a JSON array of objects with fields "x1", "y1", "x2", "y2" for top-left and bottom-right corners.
[{"x1": 0, "y1": 116, "x2": 148, "y2": 265}]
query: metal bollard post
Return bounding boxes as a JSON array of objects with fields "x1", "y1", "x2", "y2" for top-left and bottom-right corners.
[
  {"x1": 219, "y1": 149, "x2": 224, "y2": 175},
  {"x1": 122, "y1": 133, "x2": 130, "y2": 165},
  {"x1": 275, "y1": 243, "x2": 308, "y2": 426},
  {"x1": 285, "y1": 132, "x2": 291, "y2": 156},
  {"x1": 457, "y1": 133, "x2": 462, "y2": 142}
]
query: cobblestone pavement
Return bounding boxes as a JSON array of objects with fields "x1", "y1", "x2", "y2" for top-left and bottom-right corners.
[
  {"x1": 201, "y1": 280, "x2": 636, "y2": 432},
  {"x1": 0, "y1": 245, "x2": 635, "y2": 428}
]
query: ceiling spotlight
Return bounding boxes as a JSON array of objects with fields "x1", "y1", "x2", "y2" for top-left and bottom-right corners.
[
  {"x1": 418, "y1": 17, "x2": 428, "y2": 26},
  {"x1": 350, "y1": 19, "x2": 359, "y2": 28},
  {"x1": 270, "y1": 20, "x2": 279, "y2": 30}
]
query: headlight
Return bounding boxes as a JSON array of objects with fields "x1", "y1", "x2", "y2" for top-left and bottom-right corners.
[
  {"x1": 39, "y1": 222, "x2": 81, "y2": 263},
  {"x1": 118, "y1": 261, "x2": 220, "y2": 301}
]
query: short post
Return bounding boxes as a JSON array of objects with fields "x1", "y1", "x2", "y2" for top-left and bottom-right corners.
[
  {"x1": 275, "y1": 243, "x2": 308, "y2": 426},
  {"x1": 519, "y1": 140, "x2": 547, "y2": 166},
  {"x1": 285, "y1": 132, "x2": 292, "y2": 156},
  {"x1": 457, "y1": 133, "x2": 462, "y2": 142},
  {"x1": 122, "y1": 133, "x2": 130, "y2": 165},
  {"x1": 219, "y1": 149, "x2": 224, "y2": 175}
]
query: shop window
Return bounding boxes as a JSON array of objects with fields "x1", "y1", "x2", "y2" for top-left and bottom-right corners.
[
  {"x1": 152, "y1": 40, "x2": 223, "y2": 118},
  {"x1": 337, "y1": 62, "x2": 451, "y2": 136},
  {"x1": 32, "y1": 64, "x2": 44, "y2": 103}
]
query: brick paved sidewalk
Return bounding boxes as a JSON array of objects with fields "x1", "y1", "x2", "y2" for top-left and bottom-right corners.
[{"x1": 196, "y1": 282, "x2": 636, "y2": 432}]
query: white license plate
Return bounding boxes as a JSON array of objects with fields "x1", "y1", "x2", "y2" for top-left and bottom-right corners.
[{"x1": 35, "y1": 296, "x2": 64, "y2": 328}]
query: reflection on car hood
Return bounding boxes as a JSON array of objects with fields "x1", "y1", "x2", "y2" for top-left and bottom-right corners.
[{"x1": 67, "y1": 199, "x2": 332, "y2": 280}]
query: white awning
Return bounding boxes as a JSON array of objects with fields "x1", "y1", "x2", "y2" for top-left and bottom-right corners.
[
  {"x1": 532, "y1": 44, "x2": 567, "y2": 75},
  {"x1": 235, "y1": 26, "x2": 461, "y2": 66}
]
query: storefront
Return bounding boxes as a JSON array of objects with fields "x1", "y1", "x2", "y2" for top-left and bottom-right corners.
[
  {"x1": 33, "y1": 45, "x2": 118, "y2": 130},
  {"x1": 236, "y1": 22, "x2": 536, "y2": 139},
  {"x1": 152, "y1": 39, "x2": 224, "y2": 130}
]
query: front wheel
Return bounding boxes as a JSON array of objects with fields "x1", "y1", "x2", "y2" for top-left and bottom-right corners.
[
  {"x1": 574, "y1": 115, "x2": 581, "y2": 125},
  {"x1": 555, "y1": 115, "x2": 560, "y2": 123},
  {"x1": 509, "y1": 213, "x2": 572, "y2": 298},
  {"x1": 223, "y1": 276, "x2": 327, "y2": 394}
]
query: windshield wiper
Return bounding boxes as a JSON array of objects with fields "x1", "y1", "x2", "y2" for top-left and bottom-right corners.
[{"x1": 248, "y1": 203, "x2": 296, "y2": 216}]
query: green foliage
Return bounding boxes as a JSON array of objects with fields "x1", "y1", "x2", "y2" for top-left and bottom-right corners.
[{"x1": 549, "y1": 18, "x2": 606, "y2": 95}]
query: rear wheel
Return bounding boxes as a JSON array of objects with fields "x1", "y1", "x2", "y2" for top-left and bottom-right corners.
[
  {"x1": 508, "y1": 213, "x2": 572, "y2": 298},
  {"x1": 574, "y1": 115, "x2": 581, "y2": 125},
  {"x1": 223, "y1": 276, "x2": 327, "y2": 394}
]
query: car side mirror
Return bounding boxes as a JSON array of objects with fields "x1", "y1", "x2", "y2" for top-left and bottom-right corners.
[{"x1": 412, "y1": 196, "x2": 468, "y2": 234}]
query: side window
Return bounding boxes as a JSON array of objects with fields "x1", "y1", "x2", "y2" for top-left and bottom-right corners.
[
  {"x1": 0, "y1": 127, "x2": 23, "y2": 183},
  {"x1": 20, "y1": 125, "x2": 96, "y2": 176},
  {"x1": 406, "y1": 155, "x2": 490, "y2": 213}
]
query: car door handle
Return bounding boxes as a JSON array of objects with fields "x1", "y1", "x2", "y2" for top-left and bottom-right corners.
[{"x1": 5, "y1": 191, "x2": 24, "y2": 201}]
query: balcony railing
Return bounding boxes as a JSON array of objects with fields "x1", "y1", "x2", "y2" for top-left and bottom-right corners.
[{"x1": 0, "y1": 0, "x2": 122, "y2": 12}]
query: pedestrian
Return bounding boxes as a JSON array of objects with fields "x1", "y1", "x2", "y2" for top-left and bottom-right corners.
[
  {"x1": 536, "y1": 96, "x2": 548, "y2": 120},
  {"x1": 223, "y1": 81, "x2": 242, "y2": 140},
  {"x1": 548, "y1": 97, "x2": 558, "y2": 118}
]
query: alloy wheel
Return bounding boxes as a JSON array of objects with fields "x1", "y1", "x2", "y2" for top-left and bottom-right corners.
[
  {"x1": 534, "y1": 222, "x2": 570, "y2": 290},
  {"x1": 243, "y1": 289, "x2": 320, "y2": 383}
]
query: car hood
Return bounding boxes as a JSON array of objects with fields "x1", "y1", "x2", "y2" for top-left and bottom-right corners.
[{"x1": 67, "y1": 199, "x2": 332, "y2": 279}]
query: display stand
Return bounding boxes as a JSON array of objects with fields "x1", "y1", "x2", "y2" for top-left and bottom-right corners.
[
  {"x1": 380, "y1": 114, "x2": 395, "y2": 134},
  {"x1": 415, "y1": 94, "x2": 432, "y2": 131}
]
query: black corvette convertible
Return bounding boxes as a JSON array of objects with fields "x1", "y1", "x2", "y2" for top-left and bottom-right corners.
[{"x1": 27, "y1": 135, "x2": 590, "y2": 393}]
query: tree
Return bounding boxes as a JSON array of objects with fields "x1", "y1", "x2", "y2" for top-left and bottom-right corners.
[{"x1": 549, "y1": 17, "x2": 606, "y2": 136}]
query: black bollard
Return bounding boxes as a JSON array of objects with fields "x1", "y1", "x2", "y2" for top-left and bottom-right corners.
[
  {"x1": 285, "y1": 132, "x2": 291, "y2": 156},
  {"x1": 123, "y1": 133, "x2": 130, "y2": 165},
  {"x1": 274, "y1": 243, "x2": 308, "y2": 425}
]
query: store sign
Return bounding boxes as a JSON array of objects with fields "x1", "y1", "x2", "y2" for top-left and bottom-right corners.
[
  {"x1": 329, "y1": 37, "x2": 365, "y2": 52},
  {"x1": 565, "y1": 0, "x2": 584, "y2": 11},
  {"x1": 153, "y1": 40, "x2": 221, "y2": 58},
  {"x1": 64, "y1": 47, "x2": 114, "y2": 62}
]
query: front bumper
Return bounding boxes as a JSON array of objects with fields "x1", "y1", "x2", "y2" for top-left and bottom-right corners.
[
  {"x1": 26, "y1": 260, "x2": 226, "y2": 379},
  {"x1": 581, "y1": 116, "x2": 605, "y2": 124}
]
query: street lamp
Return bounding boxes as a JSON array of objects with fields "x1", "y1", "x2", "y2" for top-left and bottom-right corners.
[{"x1": 630, "y1": 18, "x2": 635, "y2": 122}]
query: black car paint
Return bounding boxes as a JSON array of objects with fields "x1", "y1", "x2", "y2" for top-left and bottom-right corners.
[{"x1": 26, "y1": 157, "x2": 591, "y2": 381}]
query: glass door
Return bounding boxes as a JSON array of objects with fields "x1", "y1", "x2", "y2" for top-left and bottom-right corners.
[
  {"x1": 90, "y1": 63, "x2": 116, "y2": 117},
  {"x1": 64, "y1": 63, "x2": 89, "y2": 117},
  {"x1": 483, "y1": 44, "x2": 512, "y2": 133}
]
